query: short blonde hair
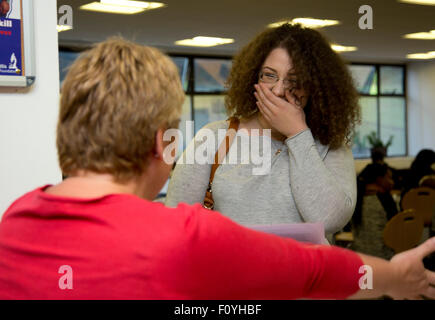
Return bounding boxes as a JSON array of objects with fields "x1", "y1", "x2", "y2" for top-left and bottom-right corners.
[{"x1": 57, "y1": 37, "x2": 185, "y2": 181}]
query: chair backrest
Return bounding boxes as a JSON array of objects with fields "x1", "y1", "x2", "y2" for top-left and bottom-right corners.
[
  {"x1": 401, "y1": 187, "x2": 435, "y2": 225},
  {"x1": 419, "y1": 175, "x2": 435, "y2": 189},
  {"x1": 383, "y1": 209, "x2": 424, "y2": 254}
]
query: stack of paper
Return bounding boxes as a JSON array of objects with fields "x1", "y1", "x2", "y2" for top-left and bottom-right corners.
[{"x1": 249, "y1": 223, "x2": 325, "y2": 245}]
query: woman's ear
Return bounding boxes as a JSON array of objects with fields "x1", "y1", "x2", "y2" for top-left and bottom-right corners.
[{"x1": 152, "y1": 128, "x2": 165, "y2": 161}]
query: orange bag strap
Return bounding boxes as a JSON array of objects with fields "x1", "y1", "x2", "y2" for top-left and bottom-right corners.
[{"x1": 203, "y1": 117, "x2": 240, "y2": 210}]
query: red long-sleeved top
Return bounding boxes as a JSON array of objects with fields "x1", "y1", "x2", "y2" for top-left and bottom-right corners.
[{"x1": 0, "y1": 186, "x2": 363, "y2": 299}]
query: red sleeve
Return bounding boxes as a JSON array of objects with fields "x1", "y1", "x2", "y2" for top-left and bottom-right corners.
[{"x1": 172, "y1": 203, "x2": 364, "y2": 300}]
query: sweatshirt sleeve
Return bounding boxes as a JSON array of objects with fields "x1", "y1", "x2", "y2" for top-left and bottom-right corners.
[
  {"x1": 284, "y1": 129, "x2": 357, "y2": 234},
  {"x1": 173, "y1": 203, "x2": 363, "y2": 300}
]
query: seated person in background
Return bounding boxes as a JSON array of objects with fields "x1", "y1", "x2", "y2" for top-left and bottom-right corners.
[
  {"x1": 1, "y1": 38, "x2": 435, "y2": 300},
  {"x1": 370, "y1": 147, "x2": 403, "y2": 191},
  {"x1": 402, "y1": 149, "x2": 435, "y2": 198},
  {"x1": 351, "y1": 163, "x2": 399, "y2": 259},
  {"x1": 353, "y1": 163, "x2": 398, "y2": 226},
  {"x1": 341, "y1": 148, "x2": 395, "y2": 233}
]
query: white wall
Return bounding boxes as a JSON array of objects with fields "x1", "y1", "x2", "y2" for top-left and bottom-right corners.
[
  {"x1": 0, "y1": 0, "x2": 61, "y2": 216},
  {"x1": 407, "y1": 60, "x2": 435, "y2": 156}
]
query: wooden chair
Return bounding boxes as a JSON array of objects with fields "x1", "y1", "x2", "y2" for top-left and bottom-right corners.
[
  {"x1": 419, "y1": 175, "x2": 435, "y2": 189},
  {"x1": 383, "y1": 209, "x2": 424, "y2": 254},
  {"x1": 401, "y1": 187, "x2": 435, "y2": 226}
]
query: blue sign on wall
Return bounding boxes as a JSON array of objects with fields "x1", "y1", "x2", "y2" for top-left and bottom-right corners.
[{"x1": 0, "y1": 0, "x2": 23, "y2": 77}]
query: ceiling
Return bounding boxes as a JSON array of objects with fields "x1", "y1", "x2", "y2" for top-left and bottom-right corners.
[{"x1": 57, "y1": 0, "x2": 435, "y2": 63}]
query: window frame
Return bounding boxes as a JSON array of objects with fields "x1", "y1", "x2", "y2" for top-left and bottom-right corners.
[
  {"x1": 350, "y1": 62, "x2": 407, "y2": 159},
  {"x1": 169, "y1": 53, "x2": 232, "y2": 126}
]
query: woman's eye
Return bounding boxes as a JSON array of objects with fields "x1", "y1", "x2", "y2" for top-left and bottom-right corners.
[{"x1": 264, "y1": 73, "x2": 277, "y2": 79}]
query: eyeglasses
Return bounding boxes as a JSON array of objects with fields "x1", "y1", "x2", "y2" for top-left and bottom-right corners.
[{"x1": 259, "y1": 70, "x2": 300, "y2": 91}]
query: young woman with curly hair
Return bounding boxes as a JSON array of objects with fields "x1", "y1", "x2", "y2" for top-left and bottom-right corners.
[{"x1": 166, "y1": 24, "x2": 361, "y2": 239}]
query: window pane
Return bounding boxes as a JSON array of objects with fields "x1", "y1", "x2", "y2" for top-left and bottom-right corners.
[
  {"x1": 193, "y1": 95, "x2": 227, "y2": 132},
  {"x1": 194, "y1": 58, "x2": 231, "y2": 92},
  {"x1": 348, "y1": 65, "x2": 378, "y2": 95},
  {"x1": 59, "y1": 51, "x2": 80, "y2": 86},
  {"x1": 171, "y1": 57, "x2": 189, "y2": 91},
  {"x1": 380, "y1": 97, "x2": 406, "y2": 156},
  {"x1": 352, "y1": 97, "x2": 378, "y2": 158},
  {"x1": 380, "y1": 66, "x2": 404, "y2": 95}
]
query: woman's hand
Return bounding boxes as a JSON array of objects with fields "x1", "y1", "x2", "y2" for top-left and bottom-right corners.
[{"x1": 254, "y1": 83, "x2": 308, "y2": 138}]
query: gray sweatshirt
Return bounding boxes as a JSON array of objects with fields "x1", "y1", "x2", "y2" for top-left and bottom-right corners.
[{"x1": 166, "y1": 120, "x2": 357, "y2": 236}]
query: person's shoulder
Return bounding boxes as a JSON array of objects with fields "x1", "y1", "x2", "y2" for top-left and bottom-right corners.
[
  {"x1": 126, "y1": 198, "x2": 205, "y2": 217},
  {"x1": 324, "y1": 141, "x2": 354, "y2": 154},
  {"x1": 165, "y1": 202, "x2": 236, "y2": 229},
  {"x1": 105, "y1": 196, "x2": 204, "y2": 230},
  {"x1": 315, "y1": 140, "x2": 330, "y2": 159},
  {"x1": 322, "y1": 142, "x2": 354, "y2": 163},
  {"x1": 1, "y1": 185, "x2": 50, "y2": 219}
]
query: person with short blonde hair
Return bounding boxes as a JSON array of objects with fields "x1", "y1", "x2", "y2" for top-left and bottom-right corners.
[
  {"x1": 0, "y1": 38, "x2": 434, "y2": 300},
  {"x1": 58, "y1": 37, "x2": 184, "y2": 182}
]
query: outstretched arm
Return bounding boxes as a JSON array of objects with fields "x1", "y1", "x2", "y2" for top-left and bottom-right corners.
[{"x1": 172, "y1": 204, "x2": 435, "y2": 300}]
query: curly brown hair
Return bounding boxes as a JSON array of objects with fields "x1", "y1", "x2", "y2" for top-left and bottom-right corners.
[{"x1": 225, "y1": 23, "x2": 360, "y2": 149}]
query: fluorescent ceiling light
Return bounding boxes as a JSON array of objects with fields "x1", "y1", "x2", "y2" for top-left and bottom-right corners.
[
  {"x1": 57, "y1": 25, "x2": 73, "y2": 32},
  {"x1": 398, "y1": 0, "x2": 435, "y2": 5},
  {"x1": 101, "y1": 0, "x2": 164, "y2": 8},
  {"x1": 175, "y1": 36, "x2": 234, "y2": 47},
  {"x1": 407, "y1": 51, "x2": 435, "y2": 59},
  {"x1": 269, "y1": 18, "x2": 340, "y2": 29},
  {"x1": 80, "y1": 1, "x2": 165, "y2": 14},
  {"x1": 403, "y1": 30, "x2": 435, "y2": 39},
  {"x1": 331, "y1": 44, "x2": 358, "y2": 52}
]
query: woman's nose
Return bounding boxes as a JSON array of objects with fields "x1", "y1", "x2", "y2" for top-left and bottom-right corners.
[{"x1": 271, "y1": 79, "x2": 286, "y2": 97}]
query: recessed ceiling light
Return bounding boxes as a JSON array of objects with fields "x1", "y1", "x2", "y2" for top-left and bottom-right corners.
[
  {"x1": 331, "y1": 44, "x2": 358, "y2": 52},
  {"x1": 407, "y1": 51, "x2": 435, "y2": 59},
  {"x1": 57, "y1": 25, "x2": 73, "y2": 32},
  {"x1": 398, "y1": 0, "x2": 435, "y2": 5},
  {"x1": 269, "y1": 18, "x2": 340, "y2": 29},
  {"x1": 101, "y1": 0, "x2": 164, "y2": 8},
  {"x1": 80, "y1": 1, "x2": 165, "y2": 15},
  {"x1": 403, "y1": 30, "x2": 435, "y2": 39},
  {"x1": 175, "y1": 36, "x2": 234, "y2": 47}
]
